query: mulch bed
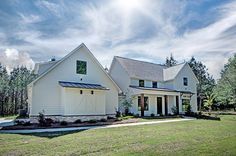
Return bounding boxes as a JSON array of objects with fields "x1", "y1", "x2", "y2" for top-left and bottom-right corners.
[{"x1": 1, "y1": 118, "x2": 140, "y2": 130}]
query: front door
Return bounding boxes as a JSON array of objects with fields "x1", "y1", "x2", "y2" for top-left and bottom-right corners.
[{"x1": 157, "y1": 97, "x2": 162, "y2": 115}]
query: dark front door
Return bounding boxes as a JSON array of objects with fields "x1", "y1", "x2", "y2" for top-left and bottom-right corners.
[{"x1": 157, "y1": 97, "x2": 162, "y2": 114}]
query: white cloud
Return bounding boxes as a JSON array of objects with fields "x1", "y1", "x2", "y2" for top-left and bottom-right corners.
[
  {"x1": 0, "y1": 49, "x2": 35, "y2": 72},
  {"x1": 18, "y1": 13, "x2": 42, "y2": 24},
  {"x1": 1, "y1": 0, "x2": 235, "y2": 79}
]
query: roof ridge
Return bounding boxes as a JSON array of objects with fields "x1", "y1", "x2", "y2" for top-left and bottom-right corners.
[
  {"x1": 115, "y1": 56, "x2": 166, "y2": 67},
  {"x1": 165, "y1": 62, "x2": 186, "y2": 69}
]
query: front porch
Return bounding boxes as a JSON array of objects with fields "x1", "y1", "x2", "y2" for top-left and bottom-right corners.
[{"x1": 129, "y1": 86, "x2": 194, "y2": 116}]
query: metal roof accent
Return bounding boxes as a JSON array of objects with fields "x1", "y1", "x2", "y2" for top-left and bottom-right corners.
[
  {"x1": 129, "y1": 85, "x2": 196, "y2": 94},
  {"x1": 129, "y1": 85, "x2": 178, "y2": 92},
  {"x1": 59, "y1": 81, "x2": 109, "y2": 90}
]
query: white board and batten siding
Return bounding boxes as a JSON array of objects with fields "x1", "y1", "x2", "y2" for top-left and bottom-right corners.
[
  {"x1": 173, "y1": 64, "x2": 198, "y2": 112},
  {"x1": 29, "y1": 44, "x2": 119, "y2": 116}
]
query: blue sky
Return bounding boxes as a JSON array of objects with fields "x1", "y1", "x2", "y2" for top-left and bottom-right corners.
[{"x1": 0, "y1": 0, "x2": 235, "y2": 79}]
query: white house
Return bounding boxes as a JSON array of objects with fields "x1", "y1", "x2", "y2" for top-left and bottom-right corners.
[
  {"x1": 27, "y1": 43, "x2": 120, "y2": 122},
  {"x1": 109, "y1": 56, "x2": 199, "y2": 116}
]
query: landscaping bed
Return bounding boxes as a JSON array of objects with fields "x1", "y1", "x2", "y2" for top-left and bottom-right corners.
[{"x1": 0, "y1": 116, "x2": 182, "y2": 130}]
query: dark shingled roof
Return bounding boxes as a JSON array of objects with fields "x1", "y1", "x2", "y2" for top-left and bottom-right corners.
[{"x1": 59, "y1": 81, "x2": 109, "y2": 90}]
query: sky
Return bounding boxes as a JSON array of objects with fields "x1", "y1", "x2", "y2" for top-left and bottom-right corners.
[{"x1": 0, "y1": 0, "x2": 236, "y2": 79}]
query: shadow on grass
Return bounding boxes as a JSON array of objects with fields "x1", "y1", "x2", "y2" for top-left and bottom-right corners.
[{"x1": 19, "y1": 129, "x2": 88, "y2": 139}]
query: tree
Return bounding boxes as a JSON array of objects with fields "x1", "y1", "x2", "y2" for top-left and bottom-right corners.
[
  {"x1": 121, "y1": 96, "x2": 134, "y2": 115},
  {"x1": 0, "y1": 63, "x2": 9, "y2": 116},
  {"x1": 203, "y1": 93, "x2": 216, "y2": 112},
  {"x1": 188, "y1": 57, "x2": 216, "y2": 110},
  {"x1": 165, "y1": 53, "x2": 177, "y2": 67},
  {"x1": 214, "y1": 54, "x2": 236, "y2": 110}
]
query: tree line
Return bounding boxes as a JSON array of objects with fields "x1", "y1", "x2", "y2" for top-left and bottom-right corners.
[
  {"x1": 165, "y1": 54, "x2": 236, "y2": 111},
  {"x1": 0, "y1": 54, "x2": 235, "y2": 116},
  {"x1": 0, "y1": 64, "x2": 36, "y2": 116}
]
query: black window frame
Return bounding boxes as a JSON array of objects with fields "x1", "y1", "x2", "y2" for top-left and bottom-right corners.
[
  {"x1": 152, "y1": 81, "x2": 157, "y2": 88},
  {"x1": 76, "y1": 60, "x2": 87, "y2": 75},
  {"x1": 138, "y1": 96, "x2": 149, "y2": 111},
  {"x1": 139, "y1": 80, "x2": 144, "y2": 87},
  {"x1": 183, "y1": 77, "x2": 188, "y2": 86}
]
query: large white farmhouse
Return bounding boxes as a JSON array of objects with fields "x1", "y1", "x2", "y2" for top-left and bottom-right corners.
[
  {"x1": 28, "y1": 43, "x2": 198, "y2": 121},
  {"x1": 109, "y1": 56, "x2": 199, "y2": 116}
]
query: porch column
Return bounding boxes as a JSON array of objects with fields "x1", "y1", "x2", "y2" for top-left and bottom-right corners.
[
  {"x1": 164, "y1": 95, "x2": 168, "y2": 115},
  {"x1": 141, "y1": 93, "x2": 144, "y2": 116},
  {"x1": 176, "y1": 96, "x2": 179, "y2": 114}
]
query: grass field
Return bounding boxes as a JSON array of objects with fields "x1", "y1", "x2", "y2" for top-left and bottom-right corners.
[{"x1": 0, "y1": 115, "x2": 236, "y2": 156}]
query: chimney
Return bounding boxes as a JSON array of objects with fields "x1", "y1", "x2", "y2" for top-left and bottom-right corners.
[{"x1": 50, "y1": 57, "x2": 56, "y2": 62}]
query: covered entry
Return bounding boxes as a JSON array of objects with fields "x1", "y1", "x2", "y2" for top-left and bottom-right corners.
[{"x1": 59, "y1": 81, "x2": 109, "y2": 116}]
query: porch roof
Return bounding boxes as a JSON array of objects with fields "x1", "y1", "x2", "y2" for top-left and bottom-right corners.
[
  {"x1": 129, "y1": 85, "x2": 195, "y2": 94},
  {"x1": 129, "y1": 85, "x2": 178, "y2": 92},
  {"x1": 59, "y1": 81, "x2": 109, "y2": 90}
]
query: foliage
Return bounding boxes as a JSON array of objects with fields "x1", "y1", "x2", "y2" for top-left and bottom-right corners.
[
  {"x1": 150, "y1": 113, "x2": 155, "y2": 117},
  {"x1": 121, "y1": 96, "x2": 134, "y2": 115},
  {"x1": 171, "y1": 106, "x2": 178, "y2": 115},
  {"x1": 100, "y1": 118, "x2": 107, "y2": 122},
  {"x1": 213, "y1": 54, "x2": 236, "y2": 110},
  {"x1": 188, "y1": 57, "x2": 216, "y2": 108},
  {"x1": 204, "y1": 93, "x2": 216, "y2": 111},
  {"x1": 0, "y1": 64, "x2": 36, "y2": 116},
  {"x1": 38, "y1": 112, "x2": 46, "y2": 126},
  {"x1": 60, "y1": 121, "x2": 68, "y2": 126},
  {"x1": 74, "y1": 119, "x2": 82, "y2": 124},
  {"x1": 88, "y1": 119, "x2": 97, "y2": 123},
  {"x1": 165, "y1": 53, "x2": 177, "y2": 67},
  {"x1": 186, "y1": 104, "x2": 192, "y2": 115}
]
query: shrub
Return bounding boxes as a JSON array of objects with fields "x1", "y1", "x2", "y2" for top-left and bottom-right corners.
[
  {"x1": 15, "y1": 120, "x2": 31, "y2": 126},
  {"x1": 116, "y1": 111, "x2": 122, "y2": 117},
  {"x1": 45, "y1": 118, "x2": 54, "y2": 126},
  {"x1": 23, "y1": 121, "x2": 32, "y2": 126},
  {"x1": 38, "y1": 112, "x2": 46, "y2": 126},
  {"x1": 18, "y1": 109, "x2": 28, "y2": 118},
  {"x1": 60, "y1": 121, "x2": 68, "y2": 126},
  {"x1": 150, "y1": 113, "x2": 155, "y2": 117},
  {"x1": 100, "y1": 118, "x2": 107, "y2": 122},
  {"x1": 134, "y1": 114, "x2": 139, "y2": 118},
  {"x1": 171, "y1": 106, "x2": 178, "y2": 115},
  {"x1": 74, "y1": 119, "x2": 82, "y2": 124},
  {"x1": 186, "y1": 104, "x2": 192, "y2": 115},
  {"x1": 88, "y1": 119, "x2": 97, "y2": 123},
  {"x1": 107, "y1": 116, "x2": 115, "y2": 119},
  {"x1": 160, "y1": 113, "x2": 164, "y2": 116}
]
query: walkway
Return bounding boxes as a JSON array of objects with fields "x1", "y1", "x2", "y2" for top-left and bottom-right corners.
[
  {"x1": 0, "y1": 119, "x2": 15, "y2": 127},
  {"x1": 0, "y1": 118, "x2": 195, "y2": 134}
]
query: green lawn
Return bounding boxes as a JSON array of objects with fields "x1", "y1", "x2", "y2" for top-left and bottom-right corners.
[
  {"x1": 0, "y1": 115, "x2": 236, "y2": 156},
  {"x1": 0, "y1": 115, "x2": 17, "y2": 120}
]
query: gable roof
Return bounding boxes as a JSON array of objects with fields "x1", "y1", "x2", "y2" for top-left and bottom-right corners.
[
  {"x1": 114, "y1": 56, "x2": 167, "y2": 81},
  {"x1": 29, "y1": 43, "x2": 121, "y2": 92},
  {"x1": 112, "y1": 56, "x2": 196, "y2": 82},
  {"x1": 34, "y1": 60, "x2": 59, "y2": 75},
  {"x1": 163, "y1": 63, "x2": 186, "y2": 81}
]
